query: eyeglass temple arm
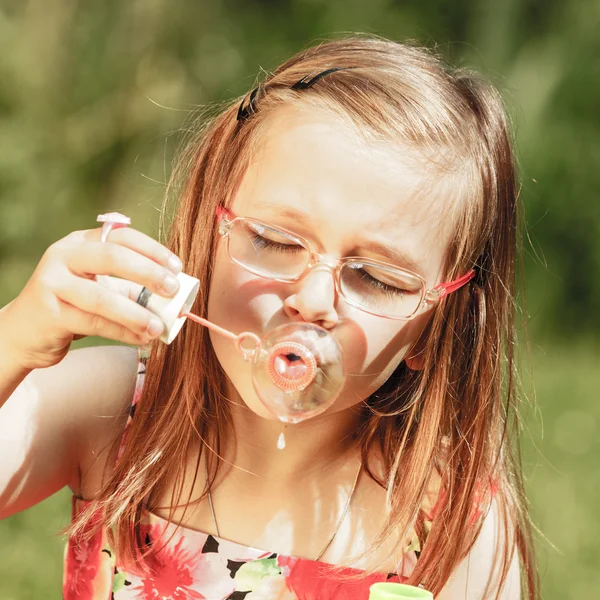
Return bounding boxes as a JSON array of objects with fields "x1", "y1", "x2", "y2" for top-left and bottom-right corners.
[
  {"x1": 216, "y1": 205, "x2": 232, "y2": 221},
  {"x1": 434, "y1": 269, "x2": 477, "y2": 299}
]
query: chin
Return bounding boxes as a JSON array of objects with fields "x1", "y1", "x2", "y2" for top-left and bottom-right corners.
[
  {"x1": 245, "y1": 399, "x2": 282, "y2": 421},
  {"x1": 224, "y1": 377, "x2": 282, "y2": 422}
]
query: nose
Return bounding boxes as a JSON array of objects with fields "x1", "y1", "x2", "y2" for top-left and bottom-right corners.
[{"x1": 282, "y1": 263, "x2": 339, "y2": 329}]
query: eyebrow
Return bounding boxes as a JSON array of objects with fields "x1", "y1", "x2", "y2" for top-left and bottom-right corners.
[
  {"x1": 358, "y1": 240, "x2": 424, "y2": 274},
  {"x1": 253, "y1": 201, "x2": 425, "y2": 274},
  {"x1": 254, "y1": 202, "x2": 310, "y2": 227}
]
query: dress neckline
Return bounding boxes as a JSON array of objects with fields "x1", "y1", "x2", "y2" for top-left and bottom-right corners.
[{"x1": 72, "y1": 494, "x2": 387, "y2": 572}]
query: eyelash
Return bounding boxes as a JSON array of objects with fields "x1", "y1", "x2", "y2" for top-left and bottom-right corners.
[
  {"x1": 251, "y1": 233, "x2": 409, "y2": 296},
  {"x1": 354, "y1": 269, "x2": 407, "y2": 296},
  {"x1": 250, "y1": 234, "x2": 304, "y2": 253}
]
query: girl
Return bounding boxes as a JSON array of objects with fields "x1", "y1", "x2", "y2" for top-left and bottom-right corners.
[{"x1": 0, "y1": 35, "x2": 538, "y2": 599}]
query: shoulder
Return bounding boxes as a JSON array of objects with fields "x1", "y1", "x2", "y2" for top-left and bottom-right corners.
[{"x1": 436, "y1": 494, "x2": 521, "y2": 600}]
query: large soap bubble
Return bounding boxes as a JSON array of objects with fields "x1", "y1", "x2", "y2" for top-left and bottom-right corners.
[{"x1": 251, "y1": 322, "x2": 345, "y2": 423}]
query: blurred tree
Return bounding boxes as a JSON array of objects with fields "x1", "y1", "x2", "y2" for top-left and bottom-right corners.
[{"x1": 1, "y1": 0, "x2": 598, "y2": 337}]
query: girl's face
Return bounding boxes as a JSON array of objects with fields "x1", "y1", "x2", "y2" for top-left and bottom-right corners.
[{"x1": 207, "y1": 106, "x2": 458, "y2": 421}]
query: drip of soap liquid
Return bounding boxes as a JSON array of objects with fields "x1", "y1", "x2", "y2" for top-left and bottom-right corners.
[{"x1": 277, "y1": 431, "x2": 286, "y2": 450}]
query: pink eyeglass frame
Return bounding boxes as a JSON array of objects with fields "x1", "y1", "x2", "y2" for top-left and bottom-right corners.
[{"x1": 216, "y1": 206, "x2": 476, "y2": 320}]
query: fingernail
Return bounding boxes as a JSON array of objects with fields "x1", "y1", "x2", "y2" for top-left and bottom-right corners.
[
  {"x1": 162, "y1": 274, "x2": 179, "y2": 294},
  {"x1": 147, "y1": 318, "x2": 164, "y2": 337},
  {"x1": 168, "y1": 255, "x2": 183, "y2": 274}
]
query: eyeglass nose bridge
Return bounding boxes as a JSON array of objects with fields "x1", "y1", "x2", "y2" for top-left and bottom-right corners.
[
  {"x1": 306, "y1": 252, "x2": 339, "y2": 271},
  {"x1": 301, "y1": 252, "x2": 346, "y2": 286}
]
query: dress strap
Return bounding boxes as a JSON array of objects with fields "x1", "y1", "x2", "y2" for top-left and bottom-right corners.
[{"x1": 115, "y1": 344, "x2": 149, "y2": 464}]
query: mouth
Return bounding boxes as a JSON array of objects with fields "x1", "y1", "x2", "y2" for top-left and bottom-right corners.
[
  {"x1": 274, "y1": 352, "x2": 307, "y2": 380},
  {"x1": 266, "y1": 342, "x2": 318, "y2": 392}
]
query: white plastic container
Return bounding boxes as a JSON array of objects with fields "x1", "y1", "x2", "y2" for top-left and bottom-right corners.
[{"x1": 143, "y1": 272, "x2": 200, "y2": 344}]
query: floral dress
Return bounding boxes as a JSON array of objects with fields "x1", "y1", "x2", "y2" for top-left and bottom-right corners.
[
  {"x1": 64, "y1": 496, "x2": 414, "y2": 599},
  {"x1": 63, "y1": 348, "x2": 493, "y2": 600}
]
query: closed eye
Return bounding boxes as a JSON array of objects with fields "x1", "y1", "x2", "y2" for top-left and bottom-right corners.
[
  {"x1": 356, "y1": 269, "x2": 410, "y2": 296},
  {"x1": 250, "y1": 233, "x2": 304, "y2": 253}
]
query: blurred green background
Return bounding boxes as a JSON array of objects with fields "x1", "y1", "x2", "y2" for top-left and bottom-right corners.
[{"x1": 0, "y1": 0, "x2": 598, "y2": 598}]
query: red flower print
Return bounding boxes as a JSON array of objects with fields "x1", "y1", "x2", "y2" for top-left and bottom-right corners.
[
  {"x1": 469, "y1": 478, "x2": 499, "y2": 526},
  {"x1": 63, "y1": 505, "x2": 112, "y2": 600},
  {"x1": 117, "y1": 523, "x2": 235, "y2": 600},
  {"x1": 279, "y1": 557, "x2": 403, "y2": 600},
  {"x1": 137, "y1": 538, "x2": 205, "y2": 599}
]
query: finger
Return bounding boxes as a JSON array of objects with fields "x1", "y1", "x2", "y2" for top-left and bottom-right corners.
[
  {"x1": 96, "y1": 274, "x2": 144, "y2": 302},
  {"x1": 59, "y1": 300, "x2": 154, "y2": 346},
  {"x1": 77, "y1": 226, "x2": 183, "y2": 275},
  {"x1": 55, "y1": 272, "x2": 165, "y2": 338},
  {"x1": 98, "y1": 276, "x2": 160, "y2": 309},
  {"x1": 66, "y1": 241, "x2": 180, "y2": 299}
]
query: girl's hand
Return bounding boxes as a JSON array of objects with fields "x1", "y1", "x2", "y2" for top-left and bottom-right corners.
[{"x1": 3, "y1": 225, "x2": 183, "y2": 370}]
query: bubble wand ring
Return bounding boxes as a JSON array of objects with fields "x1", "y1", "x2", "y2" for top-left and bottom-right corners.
[
  {"x1": 266, "y1": 341, "x2": 317, "y2": 392},
  {"x1": 235, "y1": 331, "x2": 262, "y2": 362}
]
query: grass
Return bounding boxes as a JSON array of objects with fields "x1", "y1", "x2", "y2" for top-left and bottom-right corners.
[
  {"x1": 0, "y1": 339, "x2": 597, "y2": 599},
  {"x1": 0, "y1": 488, "x2": 70, "y2": 599},
  {"x1": 520, "y1": 337, "x2": 600, "y2": 597}
]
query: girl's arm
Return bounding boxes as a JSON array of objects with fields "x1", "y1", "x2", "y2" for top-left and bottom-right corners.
[
  {"x1": 0, "y1": 344, "x2": 138, "y2": 520},
  {"x1": 436, "y1": 496, "x2": 521, "y2": 599},
  {"x1": 0, "y1": 216, "x2": 180, "y2": 519},
  {"x1": 0, "y1": 304, "x2": 34, "y2": 409}
]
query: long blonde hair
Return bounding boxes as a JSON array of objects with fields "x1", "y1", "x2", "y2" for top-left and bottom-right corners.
[{"x1": 72, "y1": 34, "x2": 538, "y2": 598}]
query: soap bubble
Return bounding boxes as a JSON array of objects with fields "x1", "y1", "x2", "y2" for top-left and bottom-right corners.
[{"x1": 251, "y1": 322, "x2": 345, "y2": 423}]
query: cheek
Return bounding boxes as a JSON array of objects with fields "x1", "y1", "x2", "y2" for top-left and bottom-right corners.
[
  {"x1": 330, "y1": 311, "x2": 424, "y2": 411},
  {"x1": 207, "y1": 244, "x2": 277, "y2": 332},
  {"x1": 206, "y1": 245, "x2": 286, "y2": 420}
]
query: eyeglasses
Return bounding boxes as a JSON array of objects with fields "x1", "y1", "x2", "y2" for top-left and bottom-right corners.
[{"x1": 216, "y1": 206, "x2": 475, "y2": 320}]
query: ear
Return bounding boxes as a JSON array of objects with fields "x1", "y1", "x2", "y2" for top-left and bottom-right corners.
[
  {"x1": 404, "y1": 341, "x2": 425, "y2": 371},
  {"x1": 404, "y1": 312, "x2": 436, "y2": 371},
  {"x1": 405, "y1": 323, "x2": 431, "y2": 371}
]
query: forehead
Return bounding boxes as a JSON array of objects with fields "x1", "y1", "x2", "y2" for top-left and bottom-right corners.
[{"x1": 233, "y1": 106, "x2": 463, "y2": 275}]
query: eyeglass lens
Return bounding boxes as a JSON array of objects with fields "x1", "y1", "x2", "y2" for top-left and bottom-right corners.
[{"x1": 228, "y1": 219, "x2": 424, "y2": 318}]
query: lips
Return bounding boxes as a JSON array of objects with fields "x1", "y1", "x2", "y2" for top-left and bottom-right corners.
[
  {"x1": 273, "y1": 352, "x2": 308, "y2": 380},
  {"x1": 266, "y1": 342, "x2": 318, "y2": 392}
]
